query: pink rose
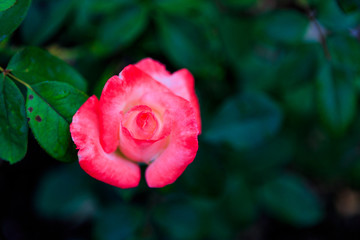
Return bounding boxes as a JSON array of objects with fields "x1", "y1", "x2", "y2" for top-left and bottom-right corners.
[{"x1": 70, "y1": 58, "x2": 201, "y2": 188}]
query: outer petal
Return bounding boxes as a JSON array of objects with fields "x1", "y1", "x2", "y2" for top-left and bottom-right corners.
[
  {"x1": 169, "y1": 69, "x2": 201, "y2": 132},
  {"x1": 144, "y1": 92, "x2": 199, "y2": 188},
  {"x1": 99, "y1": 65, "x2": 174, "y2": 153},
  {"x1": 135, "y1": 58, "x2": 201, "y2": 132},
  {"x1": 135, "y1": 57, "x2": 171, "y2": 80},
  {"x1": 70, "y1": 96, "x2": 141, "y2": 188}
]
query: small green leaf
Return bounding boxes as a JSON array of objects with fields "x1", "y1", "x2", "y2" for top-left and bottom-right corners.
[
  {"x1": 205, "y1": 91, "x2": 283, "y2": 150},
  {"x1": 316, "y1": 62, "x2": 357, "y2": 136},
  {"x1": 20, "y1": 0, "x2": 75, "y2": 45},
  {"x1": 0, "y1": 0, "x2": 31, "y2": 41},
  {"x1": 95, "y1": 204, "x2": 144, "y2": 240},
  {"x1": 7, "y1": 47, "x2": 87, "y2": 92},
  {"x1": 26, "y1": 81, "x2": 87, "y2": 162},
  {"x1": 0, "y1": 0, "x2": 16, "y2": 11},
  {"x1": 0, "y1": 75, "x2": 28, "y2": 163},
  {"x1": 258, "y1": 173, "x2": 324, "y2": 226}
]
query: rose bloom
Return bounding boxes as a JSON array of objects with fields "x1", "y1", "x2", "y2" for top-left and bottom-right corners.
[{"x1": 70, "y1": 58, "x2": 201, "y2": 188}]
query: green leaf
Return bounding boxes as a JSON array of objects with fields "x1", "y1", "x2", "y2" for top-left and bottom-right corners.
[
  {"x1": 258, "y1": 173, "x2": 324, "y2": 226},
  {"x1": 20, "y1": 0, "x2": 74, "y2": 45},
  {"x1": 0, "y1": 75, "x2": 28, "y2": 164},
  {"x1": 205, "y1": 91, "x2": 283, "y2": 150},
  {"x1": 317, "y1": 0, "x2": 360, "y2": 31},
  {"x1": 95, "y1": 204, "x2": 143, "y2": 240},
  {"x1": 35, "y1": 164, "x2": 96, "y2": 221},
  {"x1": 26, "y1": 81, "x2": 87, "y2": 161},
  {"x1": 93, "y1": 5, "x2": 147, "y2": 55},
  {"x1": 156, "y1": 15, "x2": 221, "y2": 77},
  {"x1": 262, "y1": 10, "x2": 309, "y2": 44},
  {"x1": 238, "y1": 48, "x2": 282, "y2": 92},
  {"x1": 7, "y1": 47, "x2": 87, "y2": 92},
  {"x1": 316, "y1": 62, "x2": 357, "y2": 136},
  {"x1": 327, "y1": 34, "x2": 360, "y2": 72},
  {"x1": 0, "y1": 0, "x2": 16, "y2": 11},
  {"x1": 0, "y1": 0, "x2": 31, "y2": 41}
]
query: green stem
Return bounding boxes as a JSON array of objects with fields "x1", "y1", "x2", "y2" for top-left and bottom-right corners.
[
  {"x1": 1, "y1": 66, "x2": 71, "y2": 124},
  {"x1": 0, "y1": 66, "x2": 34, "y2": 90}
]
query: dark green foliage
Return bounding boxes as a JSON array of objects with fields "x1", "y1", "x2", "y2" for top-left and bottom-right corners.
[
  {"x1": 205, "y1": 91, "x2": 283, "y2": 149},
  {"x1": 0, "y1": 0, "x2": 16, "y2": 11},
  {"x1": 35, "y1": 164, "x2": 96, "y2": 221},
  {"x1": 258, "y1": 173, "x2": 324, "y2": 226},
  {"x1": 26, "y1": 81, "x2": 87, "y2": 161},
  {"x1": 316, "y1": 62, "x2": 357, "y2": 136},
  {"x1": 20, "y1": 0, "x2": 75, "y2": 45},
  {"x1": 0, "y1": 75, "x2": 28, "y2": 163},
  {"x1": 7, "y1": 47, "x2": 87, "y2": 91},
  {"x1": 94, "y1": 204, "x2": 144, "y2": 240},
  {"x1": 94, "y1": 4, "x2": 148, "y2": 55},
  {"x1": 0, "y1": 0, "x2": 30, "y2": 41},
  {"x1": 153, "y1": 201, "x2": 202, "y2": 240}
]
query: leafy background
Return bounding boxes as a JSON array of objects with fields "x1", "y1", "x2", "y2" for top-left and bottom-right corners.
[{"x1": 2, "y1": 0, "x2": 360, "y2": 239}]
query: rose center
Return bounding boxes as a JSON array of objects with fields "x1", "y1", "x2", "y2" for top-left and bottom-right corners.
[
  {"x1": 122, "y1": 105, "x2": 160, "y2": 140},
  {"x1": 119, "y1": 105, "x2": 170, "y2": 163},
  {"x1": 135, "y1": 111, "x2": 158, "y2": 139}
]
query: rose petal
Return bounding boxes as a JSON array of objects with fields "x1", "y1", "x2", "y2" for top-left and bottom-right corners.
[
  {"x1": 135, "y1": 58, "x2": 201, "y2": 132},
  {"x1": 144, "y1": 92, "x2": 199, "y2": 188},
  {"x1": 169, "y1": 69, "x2": 201, "y2": 132},
  {"x1": 70, "y1": 96, "x2": 141, "y2": 188}
]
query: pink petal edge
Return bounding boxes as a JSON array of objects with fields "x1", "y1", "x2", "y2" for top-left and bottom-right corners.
[
  {"x1": 70, "y1": 95, "x2": 141, "y2": 189},
  {"x1": 144, "y1": 92, "x2": 199, "y2": 187}
]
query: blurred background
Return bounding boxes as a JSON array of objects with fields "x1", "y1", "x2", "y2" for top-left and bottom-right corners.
[{"x1": 2, "y1": 0, "x2": 360, "y2": 239}]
